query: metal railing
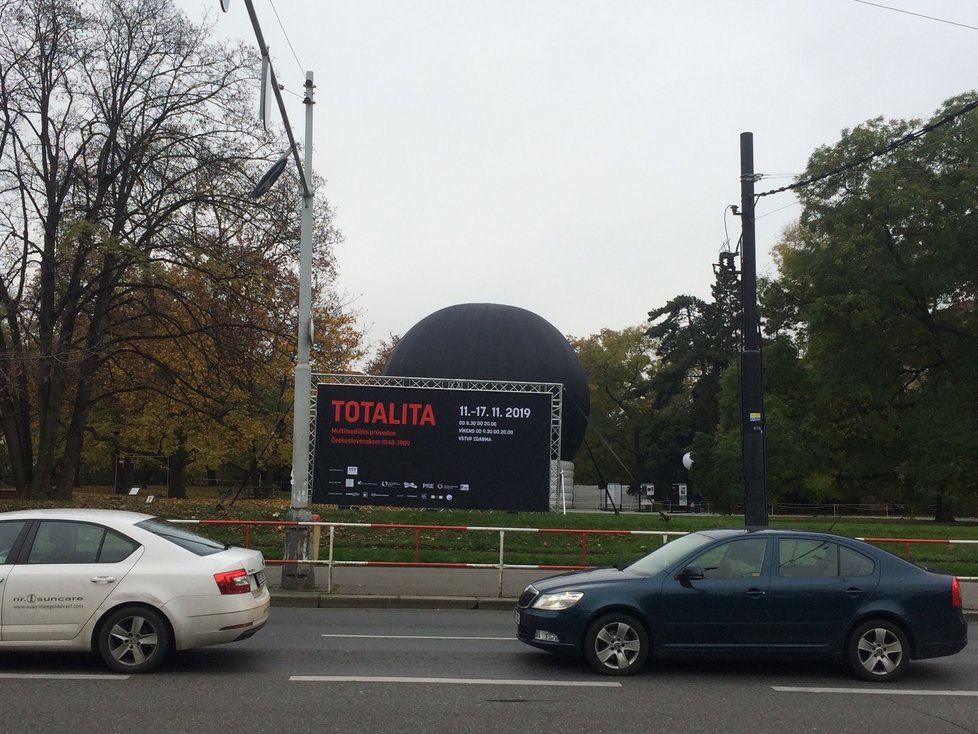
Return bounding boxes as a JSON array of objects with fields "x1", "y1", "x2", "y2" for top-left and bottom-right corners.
[
  {"x1": 171, "y1": 519, "x2": 978, "y2": 594},
  {"x1": 173, "y1": 519, "x2": 684, "y2": 594}
]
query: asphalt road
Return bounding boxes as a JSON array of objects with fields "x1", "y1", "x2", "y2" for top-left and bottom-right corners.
[{"x1": 0, "y1": 609, "x2": 976, "y2": 734}]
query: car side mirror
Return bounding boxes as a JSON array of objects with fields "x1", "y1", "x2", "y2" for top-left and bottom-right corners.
[{"x1": 677, "y1": 564, "x2": 705, "y2": 581}]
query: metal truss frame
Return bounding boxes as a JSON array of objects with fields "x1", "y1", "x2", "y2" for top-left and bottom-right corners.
[{"x1": 308, "y1": 373, "x2": 564, "y2": 510}]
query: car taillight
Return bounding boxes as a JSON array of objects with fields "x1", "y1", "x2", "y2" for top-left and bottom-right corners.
[
  {"x1": 951, "y1": 576, "x2": 961, "y2": 609},
  {"x1": 214, "y1": 569, "x2": 251, "y2": 595}
]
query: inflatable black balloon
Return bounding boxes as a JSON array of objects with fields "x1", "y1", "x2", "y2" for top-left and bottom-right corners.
[{"x1": 384, "y1": 303, "x2": 590, "y2": 461}]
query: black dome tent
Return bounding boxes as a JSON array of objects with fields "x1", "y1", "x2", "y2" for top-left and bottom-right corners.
[{"x1": 384, "y1": 303, "x2": 590, "y2": 461}]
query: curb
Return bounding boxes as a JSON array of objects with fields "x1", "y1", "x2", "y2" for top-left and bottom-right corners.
[{"x1": 270, "y1": 592, "x2": 517, "y2": 610}]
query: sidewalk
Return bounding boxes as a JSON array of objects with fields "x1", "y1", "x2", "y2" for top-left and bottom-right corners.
[
  {"x1": 265, "y1": 564, "x2": 978, "y2": 618},
  {"x1": 267, "y1": 565, "x2": 541, "y2": 610}
]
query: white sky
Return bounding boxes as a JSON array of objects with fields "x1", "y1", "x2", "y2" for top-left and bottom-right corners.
[{"x1": 178, "y1": 0, "x2": 978, "y2": 349}]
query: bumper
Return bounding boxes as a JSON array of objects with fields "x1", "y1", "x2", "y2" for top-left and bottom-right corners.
[
  {"x1": 913, "y1": 614, "x2": 968, "y2": 661},
  {"x1": 165, "y1": 587, "x2": 271, "y2": 650},
  {"x1": 515, "y1": 605, "x2": 584, "y2": 656}
]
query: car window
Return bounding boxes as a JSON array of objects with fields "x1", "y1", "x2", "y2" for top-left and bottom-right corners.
[
  {"x1": 625, "y1": 532, "x2": 716, "y2": 575},
  {"x1": 0, "y1": 520, "x2": 28, "y2": 563},
  {"x1": 27, "y1": 521, "x2": 139, "y2": 564},
  {"x1": 136, "y1": 517, "x2": 227, "y2": 556},
  {"x1": 779, "y1": 539, "x2": 837, "y2": 578},
  {"x1": 839, "y1": 545, "x2": 875, "y2": 576},
  {"x1": 778, "y1": 539, "x2": 876, "y2": 578},
  {"x1": 99, "y1": 529, "x2": 141, "y2": 563},
  {"x1": 692, "y1": 538, "x2": 768, "y2": 579}
]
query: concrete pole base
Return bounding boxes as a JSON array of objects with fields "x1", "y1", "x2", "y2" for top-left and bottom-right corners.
[{"x1": 281, "y1": 509, "x2": 315, "y2": 590}]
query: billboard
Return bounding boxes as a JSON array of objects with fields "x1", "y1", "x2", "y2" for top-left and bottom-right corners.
[{"x1": 312, "y1": 382, "x2": 554, "y2": 511}]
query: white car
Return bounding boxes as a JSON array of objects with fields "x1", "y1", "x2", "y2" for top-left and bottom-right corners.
[{"x1": 0, "y1": 508, "x2": 270, "y2": 673}]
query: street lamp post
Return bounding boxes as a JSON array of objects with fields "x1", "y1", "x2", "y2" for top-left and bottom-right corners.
[
  {"x1": 282, "y1": 71, "x2": 316, "y2": 589},
  {"x1": 225, "y1": 1, "x2": 317, "y2": 586}
]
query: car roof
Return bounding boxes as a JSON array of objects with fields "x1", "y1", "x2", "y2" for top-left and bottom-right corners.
[
  {"x1": 0, "y1": 507, "x2": 155, "y2": 525},
  {"x1": 696, "y1": 527, "x2": 866, "y2": 543}
]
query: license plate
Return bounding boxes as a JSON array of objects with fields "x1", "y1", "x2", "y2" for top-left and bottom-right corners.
[
  {"x1": 514, "y1": 609, "x2": 520, "y2": 625},
  {"x1": 255, "y1": 570, "x2": 267, "y2": 587}
]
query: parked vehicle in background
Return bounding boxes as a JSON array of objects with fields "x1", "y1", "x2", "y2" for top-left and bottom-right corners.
[
  {"x1": 0, "y1": 508, "x2": 269, "y2": 673},
  {"x1": 516, "y1": 528, "x2": 967, "y2": 681}
]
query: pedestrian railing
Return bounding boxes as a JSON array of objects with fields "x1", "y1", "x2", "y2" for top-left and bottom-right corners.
[
  {"x1": 171, "y1": 519, "x2": 978, "y2": 594},
  {"x1": 172, "y1": 518, "x2": 685, "y2": 594}
]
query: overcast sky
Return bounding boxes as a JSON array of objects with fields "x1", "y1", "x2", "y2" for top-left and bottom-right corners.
[{"x1": 178, "y1": 0, "x2": 978, "y2": 349}]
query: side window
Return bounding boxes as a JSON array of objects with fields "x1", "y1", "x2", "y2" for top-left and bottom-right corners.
[
  {"x1": 29, "y1": 522, "x2": 88, "y2": 564},
  {"x1": 0, "y1": 520, "x2": 28, "y2": 563},
  {"x1": 693, "y1": 539, "x2": 768, "y2": 579},
  {"x1": 779, "y1": 539, "x2": 838, "y2": 578},
  {"x1": 28, "y1": 521, "x2": 138, "y2": 564},
  {"x1": 73, "y1": 523, "x2": 104, "y2": 563},
  {"x1": 839, "y1": 545, "x2": 875, "y2": 577},
  {"x1": 100, "y1": 530, "x2": 139, "y2": 563}
]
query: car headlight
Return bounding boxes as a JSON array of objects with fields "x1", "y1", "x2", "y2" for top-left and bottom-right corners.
[{"x1": 531, "y1": 591, "x2": 584, "y2": 610}]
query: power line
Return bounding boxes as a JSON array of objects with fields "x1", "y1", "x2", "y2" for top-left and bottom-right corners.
[
  {"x1": 267, "y1": 0, "x2": 306, "y2": 78},
  {"x1": 756, "y1": 200, "x2": 799, "y2": 220},
  {"x1": 852, "y1": 0, "x2": 978, "y2": 32},
  {"x1": 757, "y1": 97, "x2": 978, "y2": 198}
]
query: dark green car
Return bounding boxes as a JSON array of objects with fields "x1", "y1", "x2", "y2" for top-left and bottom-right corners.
[{"x1": 515, "y1": 528, "x2": 967, "y2": 681}]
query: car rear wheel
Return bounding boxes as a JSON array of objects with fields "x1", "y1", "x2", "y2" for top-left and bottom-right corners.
[
  {"x1": 583, "y1": 613, "x2": 648, "y2": 676},
  {"x1": 846, "y1": 619, "x2": 909, "y2": 682},
  {"x1": 97, "y1": 606, "x2": 172, "y2": 674}
]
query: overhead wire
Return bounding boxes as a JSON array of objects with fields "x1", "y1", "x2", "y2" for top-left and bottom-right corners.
[
  {"x1": 756, "y1": 97, "x2": 978, "y2": 198},
  {"x1": 268, "y1": 0, "x2": 306, "y2": 79},
  {"x1": 746, "y1": 4, "x2": 978, "y2": 201},
  {"x1": 852, "y1": 0, "x2": 978, "y2": 32},
  {"x1": 755, "y1": 200, "x2": 800, "y2": 220}
]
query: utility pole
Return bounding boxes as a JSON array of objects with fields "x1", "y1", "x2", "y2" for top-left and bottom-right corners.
[
  {"x1": 227, "y1": 0, "x2": 317, "y2": 586},
  {"x1": 739, "y1": 132, "x2": 768, "y2": 526},
  {"x1": 282, "y1": 71, "x2": 316, "y2": 588}
]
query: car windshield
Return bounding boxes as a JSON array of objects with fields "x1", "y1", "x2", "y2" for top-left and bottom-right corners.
[
  {"x1": 136, "y1": 518, "x2": 228, "y2": 556},
  {"x1": 624, "y1": 532, "x2": 718, "y2": 576}
]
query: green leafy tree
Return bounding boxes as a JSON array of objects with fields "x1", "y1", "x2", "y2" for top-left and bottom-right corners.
[
  {"x1": 570, "y1": 327, "x2": 656, "y2": 487},
  {"x1": 766, "y1": 94, "x2": 978, "y2": 519},
  {"x1": 643, "y1": 263, "x2": 741, "y2": 505}
]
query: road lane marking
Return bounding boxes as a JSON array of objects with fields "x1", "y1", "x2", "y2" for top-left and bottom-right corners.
[
  {"x1": 322, "y1": 634, "x2": 515, "y2": 641},
  {"x1": 291, "y1": 675, "x2": 621, "y2": 688},
  {"x1": 0, "y1": 673, "x2": 128, "y2": 681},
  {"x1": 773, "y1": 686, "x2": 978, "y2": 697}
]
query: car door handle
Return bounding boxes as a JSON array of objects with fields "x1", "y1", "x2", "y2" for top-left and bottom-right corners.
[
  {"x1": 746, "y1": 588, "x2": 766, "y2": 597},
  {"x1": 90, "y1": 576, "x2": 117, "y2": 584},
  {"x1": 846, "y1": 587, "x2": 863, "y2": 596}
]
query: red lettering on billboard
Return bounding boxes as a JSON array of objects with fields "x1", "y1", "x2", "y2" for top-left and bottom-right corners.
[{"x1": 330, "y1": 400, "x2": 436, "y2": 426}]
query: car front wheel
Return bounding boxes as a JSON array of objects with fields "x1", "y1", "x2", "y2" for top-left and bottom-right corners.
[
  {"x1": 846, "y1": 619, "x2": 910, "y2": 682},
  {"x1": 583, "y1": 612, "x2": 648, "y2": 676},
  {"x1": 97, "y1": 606, "x2": 172, "y2": 674}
]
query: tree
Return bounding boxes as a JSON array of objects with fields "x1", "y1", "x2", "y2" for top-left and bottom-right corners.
[
  {"x1": 639, "y1": 263, "x2": 741, "y2": 504},
  {"x1": 81, "y1": 169, "x2": 362, "y2": 496},
  {"x1": 646, "y1": 258, "x2": 740, "y2": 438},
  {"x1": 766, "y1": 94, "x2": 978, "y2": 519},
  {"x1": 570, "y1": 327, "x2": 656, "y2": 487},
  {"x1": 0, "y1": 0, "x2": 355, "y2": 497},
  {"x1": 571, "y1": 260, "x2": 740, "y2": 501},
  {"x1": 362, "y1": 333, "x2": 400, "y2": 376}
]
